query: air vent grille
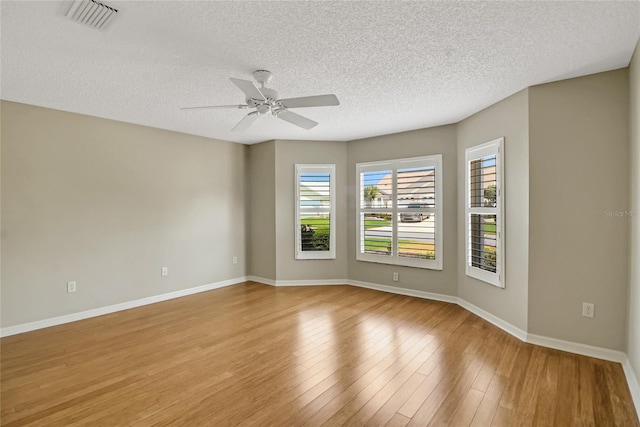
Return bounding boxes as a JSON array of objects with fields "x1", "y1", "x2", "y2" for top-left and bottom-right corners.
[{"x1": 65, "y1": 0, "x2": 118, "y2": 30}]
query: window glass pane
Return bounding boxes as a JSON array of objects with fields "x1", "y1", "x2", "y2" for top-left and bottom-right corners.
[
  {"x1": 469, "y1": 155, "x2": 497, "y2": 208},
  {"x1": 298, "y1": 170, "x2": 331, "y2": 255},
  {"x1": 361, "y1": 170, "x2": 392, "y2": 208},
  {"x1": 469, "y1": 214, "x2": 497, "y2": 272},
  {"x1": 397, "y1": 166, "x2": 436, "y2": 209},
  {"x1": 397, "y1": 213, "x2": 436, "y2": 260},
  {"x1": 362, "y1": 212, "x2": 392, "y2": 256},
  {"x1": 300, "y1": 213, "x2": 330, "y2": 252}
]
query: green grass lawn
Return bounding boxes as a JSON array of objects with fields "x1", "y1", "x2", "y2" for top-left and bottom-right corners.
[
  {"x1": 364, "y1": 237, "x2": 391, "y2": 253},
  {"x1": 484, "y1": 222, "x2": 496, "y2": 234},
  {"x1": 301, "y1": 217, "x2": 331, "y2": 236},
  {"x1": 363, "y1": 237, "x2": 435, "y2": 259},
  {"x1": 302, "y1": 216, "x2": 392, "y2": 231},
  {"x1": 303, "y1": 216, "x2": 435, "y2": 259}
]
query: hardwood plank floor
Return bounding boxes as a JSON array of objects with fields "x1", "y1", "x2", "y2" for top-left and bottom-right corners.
[{"x1": 1, "y1": 282, "x2": 638, "y2": 426}]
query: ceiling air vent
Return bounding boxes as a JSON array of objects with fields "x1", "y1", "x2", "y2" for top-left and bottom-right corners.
[{"x1": 65, "y1": 0, "x2": 118, "y2": 30}]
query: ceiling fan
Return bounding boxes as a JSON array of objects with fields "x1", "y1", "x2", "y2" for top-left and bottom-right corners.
[{"x1": 181, "y1": 70, "x2": 340, "y2": 131}]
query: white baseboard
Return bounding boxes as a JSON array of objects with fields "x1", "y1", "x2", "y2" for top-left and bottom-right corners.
[
  {"x1": 0, "y1": 276, "x2": 248, "y2": 337},
  {"x1": 347, "y1": 279, "x2": 458, "y2": 304},
  {"x1": 345, "y1": 280, "x2": 626, "y2": 366},
  {"x1": 346, "y1": 279, "x2": 526, "y2": 341},
  {"x1": 247, "y1": 276, "x2": 347, "y2": 287},
  {"x1": 525, "y1": 333, "x2": 626, "y2": 363},
  {"x1": 622, "y1": 357, "x2": 640, "y2": 413},
  {"x1": 276, "y1": 279, "x2": 347, "y2": 286},
  {"x1": 344, "y1": 281, "x2": 627, "y2": 366},
  {"x1": 457, "y1": 298, "x2": 528, "y2": 341},
  {"x1": 246, "y1": 275, "x2": 276, "y2": 286},
  {"x1": 2, "y1": 276, "x2": 627, "y2": 365}
]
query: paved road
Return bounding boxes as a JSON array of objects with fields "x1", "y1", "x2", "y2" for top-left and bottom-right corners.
[
  {"x1": 366, "y1": 218, "x2": 435, "y2": 241},
  {"x1": 366, "y1": 218, "x2": 496, "y2": 245}
]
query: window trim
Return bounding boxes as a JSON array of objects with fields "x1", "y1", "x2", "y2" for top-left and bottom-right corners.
[
  {"x1": 464, "y1": 138, "x2": 504, "y2": 287},
  {"x1": 295, "y1": 164, "x2": 336, "y2": 260},
  {"x1": 356, "y1": 155, "x2": 443, "y2": 270}
]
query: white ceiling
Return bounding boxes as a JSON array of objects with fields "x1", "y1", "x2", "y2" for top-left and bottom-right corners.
[{"x1": 2, "y1": 1, "x2": 639, "y2": 145}]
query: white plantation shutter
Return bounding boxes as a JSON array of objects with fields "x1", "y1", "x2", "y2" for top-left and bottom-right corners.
[
  {"x1": 359, "y1": 163, "x2": 393, "y2": 257},
  {"x1": 396, "y1": 159, "x2": 438, "y2": 263},
  {"x1": 465, "y1": 138, "x2": 504, "y2": 287},
  {"x1": 356, "y1": 155, "x2": 442, "y2": 270},
  {"x1": 295, "y1": 164, "x2": 336, "y2": 260}
]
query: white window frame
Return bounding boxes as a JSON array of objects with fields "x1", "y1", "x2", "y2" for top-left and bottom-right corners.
[
  {"x1": 356, "y1": 155, "x2": 443, "y2": 270},
  {"x1": 465, "y1": 138, "x2": 504, "y2": 287},
  {"x1": 295, "y1": 164, "x2": 336, "y2": 260}
]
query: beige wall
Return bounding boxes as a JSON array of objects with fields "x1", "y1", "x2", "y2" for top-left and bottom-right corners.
[
  {"x1": 346, "y1": 125, "x2": 458, "y2": 295},
  {"x1": 629, "y1": 40, "x2": 640, "y2": 381},
  {"x1": 0, "y1": 102, "x2": 3, "y2": 326},
  {"x1": 2, "y1": 61, "x2": 636, "y2": 363},
  {"x1": 528, "y1": 69, "x2": 630, "y2": 350},
  {"x1": 247, "y1": 140, "x2": 276, "y2": 280},
  {"x1": 456, "y1": 89, "x2": 530, "y2": 331},
  {"x1": 1, "y1": 101, "x2": 248, "y2": 326},
  {"x1": 273, "y1": 140, "x2": 348, "y2": 281}
]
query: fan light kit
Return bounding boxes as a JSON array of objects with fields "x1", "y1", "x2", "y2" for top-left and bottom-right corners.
[{"x1": 182, "y1": 70, "x2": 340, "y2": 131}]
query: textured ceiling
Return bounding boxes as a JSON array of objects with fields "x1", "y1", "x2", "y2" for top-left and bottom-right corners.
[{"x1": 2, "y1": 1, "x2": 639, "y2": 145}]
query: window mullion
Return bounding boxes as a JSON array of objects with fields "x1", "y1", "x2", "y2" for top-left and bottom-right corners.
[{"x1": 392, "y1": 166, "x2": 398, "y2": 261}]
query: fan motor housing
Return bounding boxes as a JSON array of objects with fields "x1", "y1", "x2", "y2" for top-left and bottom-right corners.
[{"x1": 256, "y1": 105, "x2": 270, "y2": 115}]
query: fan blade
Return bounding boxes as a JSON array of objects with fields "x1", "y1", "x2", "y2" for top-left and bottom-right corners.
[
  {"x1": 181, "y1": 105, "x2": 248, "y2": 110},
  {"x1": 232, "y1": 112, "x2": 259, "y2": 132},
  {"x1": 279, "y1": 94, "x2": 339, "y2": 109},
  {"x1": 230, "y1": 78, "x2": 266, "y2": 101},
  {"x1": 276, "y1": 110, "x2": 318, "y2": 130}
]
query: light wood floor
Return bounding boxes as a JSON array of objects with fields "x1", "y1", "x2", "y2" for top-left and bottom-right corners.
[{"x1": 1, "y1": 282, "x2": 638, "y2": 426}]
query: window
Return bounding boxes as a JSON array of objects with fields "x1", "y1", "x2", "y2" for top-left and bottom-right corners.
[
  {"x1": 295, "y1": 164, "x2": 336, "y2": 260},
  {"x1": 465, "y1": 138, "x2": 504, "y2": 287},
  {"x1": 356, "y1": 155, "x2": 442, "y2": 270}
]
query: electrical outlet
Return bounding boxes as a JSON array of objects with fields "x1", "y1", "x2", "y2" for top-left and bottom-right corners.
[
  {"x1": 67, "y1": 281, "x2": 77, "y2": 293},
  {"x1": 393, "y1": 272, "x2": 399, "y2": 282},
  {"x1": 161, "y1": 267, "x2": 168, "y2": 277},
  {"x1": 233, "y1": 256, "x2": 238, "y2": 265},
  {"x1": 582, "y1": 302, "x2": 595, "y2": 318}
]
